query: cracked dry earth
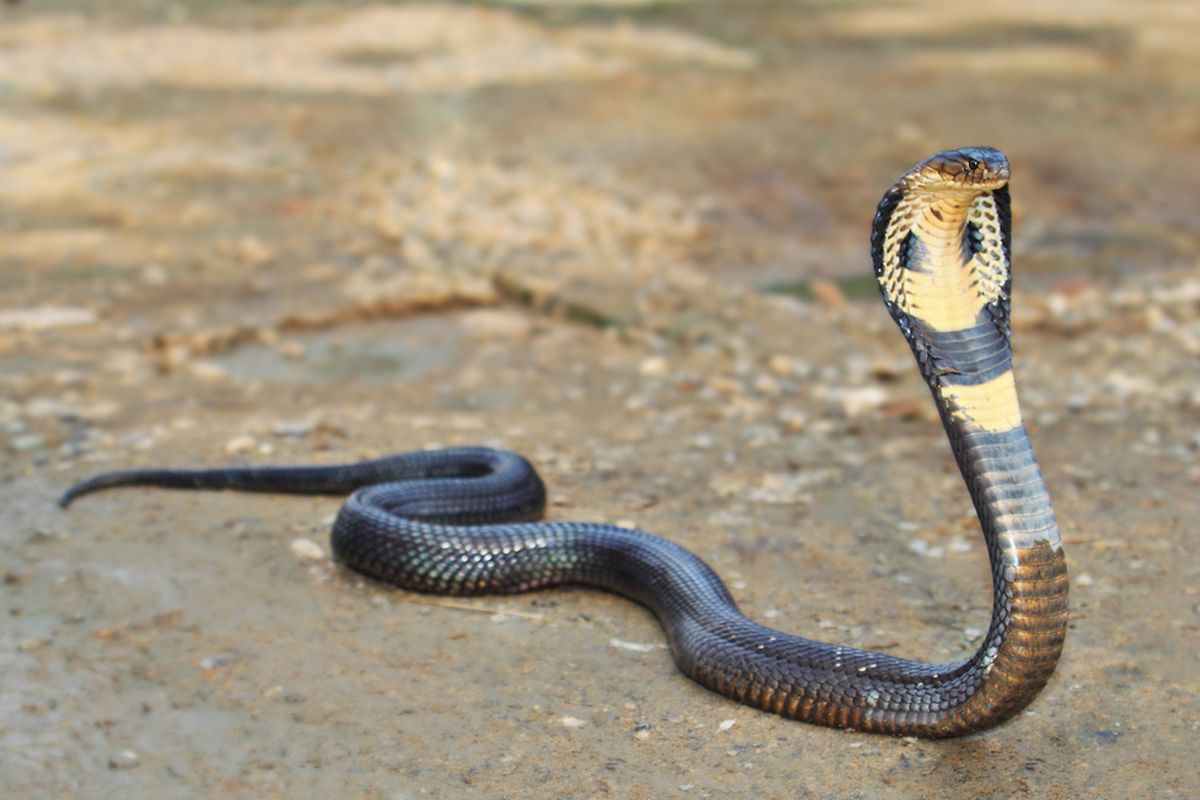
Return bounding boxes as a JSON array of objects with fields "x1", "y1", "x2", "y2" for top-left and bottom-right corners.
[{"x1": 2, "y1": 2, "x2": 1199, "y2": 799}]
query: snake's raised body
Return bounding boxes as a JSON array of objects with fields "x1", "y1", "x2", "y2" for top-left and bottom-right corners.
[{"x1": 62, "y1": 148, "x2": 1068, "y2": 738}]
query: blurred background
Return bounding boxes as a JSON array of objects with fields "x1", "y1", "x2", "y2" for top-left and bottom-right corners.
[{"x1": 2, "y1": 2, "x2": 1197, "y2": 798}]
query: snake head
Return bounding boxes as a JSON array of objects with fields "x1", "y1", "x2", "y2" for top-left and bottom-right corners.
[{"x1": 905, "y1": 147, "x2": 1011, "y2": 195}]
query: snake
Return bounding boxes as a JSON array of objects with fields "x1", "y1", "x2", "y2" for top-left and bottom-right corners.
[{"x1": 61, "y1": 147, "x2": 1068, "y2": 738}]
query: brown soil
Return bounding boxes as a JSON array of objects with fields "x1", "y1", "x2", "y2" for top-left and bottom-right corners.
[{"x1": 2, "y1": 2, "x2": 1198, "y2": 798}]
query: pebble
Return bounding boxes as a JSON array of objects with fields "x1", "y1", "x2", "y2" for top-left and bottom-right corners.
[
  {"x1": 907, "y1": 539, "x2": 945, "y2": 559},
  {"x1": 768, "y1": 354, "x2": 811, "y2": 378},
  {"x1": 289, "y1": 538, "x2": 326, "y2": 561},
  {"x1": 199, "y1": 652, "x2": 238, "y2": 670},
  {"x1": 610, "y1": 638, "x2": 664, "y2": 653},
  {"x1": 278, "y1": 341, "x2": 306, "y2": 359},
  {"x1": 272, "y1": 420, "x2": 315, "y2": 438},
  {"x1": 829, "y1": 386, "x2": 890, "y2": 418},
  {"x1": 9, "y1": 434, "x2": 45, "y2": 452},
  {"x1": 462, "y1": 310, "x2": 533, "y2": 341},
  {"x1": 224, "y1": 434, "x2": 256, "y2": 455},
  {"x1": 560, "y1": 716, "x2": 588, "y2": 729},
  {"x1": 752, "y1": 374, "x2": 782, "y2": 397},
  {"x1": 718, "y1": 719, "x2": 737, "y2": 732},
  {"x1": 108, "y1": 750, "x2": 140, "y2": 769},
  {"x1": 264, "y1": 684, "x2": 305, "y2": 703},
  {"x1": 141, "y1": 263, "x2": 169, "y2": 286},
  {"x1": 777, "y1": 408, "x2": 808, "y2": 433},
  {"x1": 188, "y1": 360, "x2": 229, "y2": 381},
  {"x1": 638, "y1": 355, "x2": 670, "y2": 377},
  {"x1": 0, "y1": 306, "x2": 97, "y2": 331},
  {"x1": 809, "y1": 279, "x2": 847, "y2": 309}
]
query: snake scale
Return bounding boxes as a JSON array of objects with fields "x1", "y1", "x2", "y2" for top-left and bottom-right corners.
[{"x1": 62, "y1": 147, "x2": 1068, "y2": 738}]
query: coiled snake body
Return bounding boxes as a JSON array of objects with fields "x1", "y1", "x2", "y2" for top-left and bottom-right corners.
[{"x1": 62, "y1": 148, "x2": 1068, "y2": 738}]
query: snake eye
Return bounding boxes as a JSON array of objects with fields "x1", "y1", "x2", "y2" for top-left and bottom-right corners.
[{"x1": 966, "y1": 158, "x2": 981, "y2": 171}]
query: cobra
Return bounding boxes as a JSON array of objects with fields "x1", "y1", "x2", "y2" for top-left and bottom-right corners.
[{"x1": 61, "y1": 147, "x2": 1068, "y2": 738}]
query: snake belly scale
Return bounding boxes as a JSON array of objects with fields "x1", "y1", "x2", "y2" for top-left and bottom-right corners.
[{"x1": 61, "y1": 147, "x2": 1068, "y2": 738}]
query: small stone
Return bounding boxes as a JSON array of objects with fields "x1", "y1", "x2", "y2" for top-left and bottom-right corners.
[
  {"x1": 224, "y1": 435, "x2": 256, "y2": 455},
  {"x1": 264, "y1": 685, "x2": 305, "y2": 703},
  {"x1": 236, "y1": 235, "x2": 275, "y2": 266},
  {"x1": 459, "y1": 309, "x2": 532, "y2": 338},
  {"x1": 278, "y1": 342, "x2": 306, "y2": 360},
  {"x1": 1075, "y1": 573, "x2": 1094, "y2": 587},
  {"x1": 777, "y1": 408, "x2": 807, "y2": 433},
  {"x1": 908, "y1": 539, "x2": 945, "y2": 559},
  {"x1": 0, "y1": 306, "x2": 97, "y2": 331},
  {"x1": 9, "y1": 434, "x2": 45, "y2": 452},
  {"x1": 141, "y1": 263, "x2": 169, "y2": 286},
  {"x1": 752, "y1": 374, "x2": 782, "y2": 397},
  {"x1": 289, "y1": 538, "x2": 326, "y2": 561},
  {"x1": 833, "y1": 386, "x2": 890, "y2": 418},
  {"x1": 561, "y1": 716, "x2": 588, "y2": 729},
  {"x1": 199, "y1": 652, "x2": 237, "y2": 670},
  {"x1": 188, "y1": 361, "x2": 229, "y2": 381},
  {"x1": 272, "y1": 420, "x2": 315, "y2": 438},
  {"x1": 610, "y1": 639, "x2": 663, "y2": 653},
  {"x1": 718, "y1": 719, "x2": 737, "y2": 732},
  {"x1": 768, "y1": 354, "x2": 810, "y2": 378},
  {"x1": 108, "y1": 750, "x2": 139, "y2": 769},
  {"x1": 809, "y1": 280, "x2": 847, "y2": 309},
  {"x1": 639, "y1": 356, "x2": 670, "y2": 377}
]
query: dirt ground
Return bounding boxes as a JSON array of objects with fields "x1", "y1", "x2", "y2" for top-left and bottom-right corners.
[{"x1": 2, "y1": 2, "x2": 1198, "y2": 798}]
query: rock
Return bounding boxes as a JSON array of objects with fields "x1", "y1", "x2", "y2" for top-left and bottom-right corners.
[
  {"x1": 459, "y1": 308, "x2": 533, "y2": 339},
  {"x1": 907, "y1": 539, "x2": 945, "y2": 559},
  {"x1": 639, "y1": 355, "x2": 670, "y2": 377},
  {"x1": 108, "y1": 750, "x2": 140, "y2": 769},
  {"x1": 0, "y1": 306, "x2": 98, "y2": 332},
  {"x1": 609, "y1": 638, "x2": 665, "y2": 653},
  {"x1": 289, "y1": 538, "x2": 326, "y2": 561},
  {"x1": 768, "y1": 354, "x2": 809, "y2": 377},
  {"x1": 272, "y1": 420, "x2": 315, "y2": 438},
  {"x1": 826, "y1": 386, "x2": 890, "y2": 418},
  {"x1": 777, "y1": 408, "x2": 807, "y2": 433},
  {"x1": 224, "y1": 434, "x2": 256, "y2": 455},
  {"x1": 235, "y1": 235, "x2": 276, "y2": 266},
  {"x1": 809, "y1": 280, "x2": 847, "y2": 309},
  {"x1": 9, "y1": 434, "x2": 45, "y2": 452},
  {"x1": 718, "y1": 719, "x2": 737, "y2": 732},
  {"x1": 560, "y1": 716, "x2": 588, "y2": 729}
]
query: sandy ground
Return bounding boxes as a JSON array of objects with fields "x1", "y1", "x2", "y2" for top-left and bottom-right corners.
[{"x1": 2, "y1": 2, "x2": 1198, "y2": 798}]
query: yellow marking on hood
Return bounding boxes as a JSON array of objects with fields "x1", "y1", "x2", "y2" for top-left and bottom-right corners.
[
  {"x1": 938, "y1": 370, "x2": 1022, "y2": 433},
  {"x1": 904, "y1": 200, "x2": 983, "y2": 331},
  {"x1": 878, "y1": 190, "x2": 1009, "y2": 333}
]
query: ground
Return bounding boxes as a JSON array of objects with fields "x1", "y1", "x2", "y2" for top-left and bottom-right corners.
[{"x1": 1, "y1": 1, "x2": 1198, "y2": 798}]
